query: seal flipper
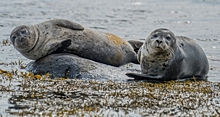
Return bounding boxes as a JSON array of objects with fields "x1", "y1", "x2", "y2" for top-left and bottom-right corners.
[
  {"x1": 51, "y1": 19, "x2": 84, "y2": 30},
  {"x1": 52, "y1": 39, "x2": 72, "y2": 53},
  {"x1": 127, "y1": 40, "x2": 143, "y2": 53},
  {"x1": 46, "y1": 39, "x2": 72, "y2": 55},
  {"x1": 126, "y1": 73, "x2": 164, "y2": 82}
]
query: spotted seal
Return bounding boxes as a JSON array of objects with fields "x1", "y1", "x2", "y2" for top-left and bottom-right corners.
[
  {"x1": 126, "y1": 28, "x2": 209, "y2": 82},
  {"x1": 10, "y1": 19, "x2": 138, "y2": 66}
]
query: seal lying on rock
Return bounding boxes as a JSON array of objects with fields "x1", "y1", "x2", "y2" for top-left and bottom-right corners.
[
  {"x1": 127, "y1": 40, "x2": 143, "y2": 53},
  {"x1": 126, "y1": 28, "x2": 209, "y2": 82},
  {"x1": 26, "y1": 53, "x2": 140, "y2": 81},
  {"x1": 10, "y1": 19, "x2": 139, "y2": 66}
]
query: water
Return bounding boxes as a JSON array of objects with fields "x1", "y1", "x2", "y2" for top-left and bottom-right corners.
[{"x1": 0, "y1": 0, "x2": 220, "y2": 116}]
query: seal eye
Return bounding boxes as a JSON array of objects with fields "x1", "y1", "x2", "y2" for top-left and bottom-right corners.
[
  {"x1": 11, "y1": 36, "x2": 16, "y2": 40},
  {"x1": 166, "y1": 36, "x2": 171, "y2": 40},
  {"x1": 153, "y1": 34, "x2": 158, "y2": 38},
  {"x1": 20, "y1": 29, "x2": 29, "y2": 36}
]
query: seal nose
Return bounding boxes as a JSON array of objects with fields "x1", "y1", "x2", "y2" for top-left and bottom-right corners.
[{"x1": 156, "y1": 40, "x2": 162, "y2": 44}]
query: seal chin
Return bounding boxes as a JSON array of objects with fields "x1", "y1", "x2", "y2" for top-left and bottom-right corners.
[{"x1": 10, "y1": 25, "x2": 38, "y2": 52}]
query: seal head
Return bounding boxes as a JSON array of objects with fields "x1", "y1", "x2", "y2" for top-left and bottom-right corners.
[
  {"x1": 10, "y1": 25, "x2": 38, "y2": 53},
  {"x1": 147, "y1": 28, "x2": 176, "y2": 51}
]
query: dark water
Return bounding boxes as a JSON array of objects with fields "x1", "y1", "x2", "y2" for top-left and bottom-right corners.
[{"x1": 0, "y1": 0, "x2": 220, "y2": 116}]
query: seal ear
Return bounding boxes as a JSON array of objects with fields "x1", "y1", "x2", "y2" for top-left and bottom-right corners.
[
  {"x1": 51, "y1": 19, "x2": 84, "y2": 30},
  {"x1": 126, "y1": 73, "x2": 164, "y2": 83},
  {"x1": 127, "y1": 40, "x2": 143, "y2": 53}
]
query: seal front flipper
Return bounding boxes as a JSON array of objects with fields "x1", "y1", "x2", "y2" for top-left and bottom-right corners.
[
  {"x1": 126, "y1": 73, "x2": 164, "y2": 82},
  {"x1": 51, "y1": 19, "x2": 84, "y2": 30},
  {"x1": 46, "y1": 39, "x2": 72, "y2": 55}
]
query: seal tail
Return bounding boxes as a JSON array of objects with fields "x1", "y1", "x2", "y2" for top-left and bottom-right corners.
[
  {"x1": 131, "y1": 55, "x2": 139, "y2": 64},
  {"x1": 127, "y1": 40, "x2": 143, "y2": 53},
  {"x1": 127, "y1": 40, "x2": 143, "y2": 64}
]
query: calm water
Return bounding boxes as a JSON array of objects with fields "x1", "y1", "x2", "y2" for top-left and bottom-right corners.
[{"x1": 0, "y1": 0, "x2": 220, "y2": 116}]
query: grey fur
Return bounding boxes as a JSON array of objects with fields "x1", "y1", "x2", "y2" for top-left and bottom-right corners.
[
  {"x1": 10, "y1": 19, "x2": 138, "y2": 66},
  {"x1": 126, "y1": 28, "x2": 209, "y2": 82}
]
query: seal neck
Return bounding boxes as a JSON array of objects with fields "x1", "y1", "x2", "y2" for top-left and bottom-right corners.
[{"x1": 27, "y1": 26, "x2": 39, "y2": 53}]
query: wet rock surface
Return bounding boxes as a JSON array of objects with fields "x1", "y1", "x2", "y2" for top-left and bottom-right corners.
[{"x1": 26, "y1": 53, "x2": 140, "y2": 81}]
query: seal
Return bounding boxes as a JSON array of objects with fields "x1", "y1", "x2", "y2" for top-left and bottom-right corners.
[
  {"x1": 26, "y1": 53, "x2": 140, "y2": 81},
  {"x1": 126, "y1": 28, "x2": 209, "y2": 82},
  {"x1": 10, "y1": 19, "x2": 138, "y2": 66},
  {"x1": 127, "y1": 40, "x2": 143, "y2": 53}
]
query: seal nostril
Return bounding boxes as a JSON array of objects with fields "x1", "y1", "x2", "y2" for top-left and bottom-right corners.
[{"x1": 156, "y1": 40, "x2": 162, "y2": 44}]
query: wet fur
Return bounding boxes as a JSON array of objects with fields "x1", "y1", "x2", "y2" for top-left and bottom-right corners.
[
  {"x1": 10, "y1": 19, "x2": 139, "y2": 66},
  {"x1": 126, "y1": 29, "x2": 209, "y2": 82}
]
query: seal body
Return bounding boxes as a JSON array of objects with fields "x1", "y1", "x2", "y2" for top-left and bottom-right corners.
[
  {"x1": 26, "y1": 53, "x2": 140, "y2": 81},
  {"x1": 10, "y1": 19, "x2": 138, "y2": 66},
  {"x1": 126, "y1": 28, "x2": 209, "y2": 82}
]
